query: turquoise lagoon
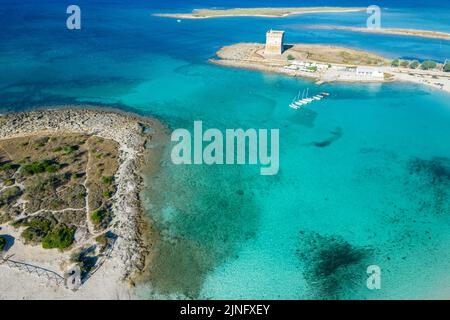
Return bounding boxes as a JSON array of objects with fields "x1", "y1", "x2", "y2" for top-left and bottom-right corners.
[{"x1": 0, "y1": 0, "x2": 450, "y2": 299}]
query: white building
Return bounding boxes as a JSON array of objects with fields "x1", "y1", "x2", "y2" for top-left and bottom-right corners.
[{"x1": 355, "y1": 67, "x2": 384, "y2": 80}]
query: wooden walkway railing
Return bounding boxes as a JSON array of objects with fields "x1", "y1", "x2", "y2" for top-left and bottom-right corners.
[{"x1": 0, "y1": 258, "x2": 65, "y2": 286}]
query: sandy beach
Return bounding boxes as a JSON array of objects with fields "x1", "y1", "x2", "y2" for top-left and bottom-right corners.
[
  {"x1": 0, "y1": 107, "x2": 167, "y2": 300},
  {"x1": 154, "y1": 7, "x2": 365, "y2": 19}
]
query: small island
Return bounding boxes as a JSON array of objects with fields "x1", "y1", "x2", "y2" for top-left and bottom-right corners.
[
  {"x1": 154, "y1": 7, "x2": 365, "y2": 19},
  {"x1": 306, "y1": 25, "x2": 450, "y2": 41},
  {"x1": 0, "y1": 108, "x2": 166, "y2": 299},
  {"x1": 210, "y1": 30, "x2": 450, "y2": 93}
]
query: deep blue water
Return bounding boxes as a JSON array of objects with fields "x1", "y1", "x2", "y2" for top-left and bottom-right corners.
[{"x1": 1, "y1": 0, "x2": 450, "y2": 299}]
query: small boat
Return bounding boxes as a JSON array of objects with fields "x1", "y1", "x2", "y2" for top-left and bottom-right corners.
[{"x1": 289, "y1": 88, "x2": 327, "y2": 109}]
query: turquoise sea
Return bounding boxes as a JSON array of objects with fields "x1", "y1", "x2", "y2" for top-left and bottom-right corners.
[{"x1": 1, "y1": 0, "x2": 450, "y2": 299}]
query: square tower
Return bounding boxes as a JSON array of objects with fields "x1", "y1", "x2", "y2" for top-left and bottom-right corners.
[{"x1": 264, "y1": 30, "x2": 285, "y2": 56}]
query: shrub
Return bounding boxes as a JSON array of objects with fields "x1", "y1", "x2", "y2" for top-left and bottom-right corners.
[
  {"x1": 0, "y1": 236, "x2": 6, "y2": 251},
  {"x1": 400, "y1": 60, "x2": 409, "y2": 67},
  {"x1": 22, "y1": 160, "x2": 60, "y2": 175},
  {"x1": 421, "y1": 60, "x2": 437, "y2": 70},
  {"x1": 410, "y1": 60, "x2": 420, "y2": 69},
  {"x1": 101, "y1": 176, "x2": 113, "y2": 185},
  {"x1": 91, "y1": 209, "x2": 106, "y2": 224},
  {"x1": 0, "y1": 186, "x2": 21, "y2": 206},
  {"x1": 21, "y1": 218, "x2": 52, "y2": 243},
  {"x1": 444, "y1": 62, "x2": 450, "y2": 72},
  {"x1": 50, "y1": 199, "x2": 64, "y2": 210},
  {"x1": 42, "y1": 225, "x2": 75, "y2": 250},
  {"x1": 63, "y1": 145, "x2": 79, "y2": 154},
  {"x1": 287, "y1": 54, "x2": 295, "y2": 61},
  {"x1": 95, "y1": 234, "x2": 108, "y2": 248},
  {"x1": 0, "y1": 163, "x2": 14, "y2": 171},
  {"x1": 391, "y1": 59, "x2": 400, "y2": 67},
  {"x1": 3, "y1": 179, "x2": 14, "y2": 186},
  {"x1": 102, "y1": 191, "x2": 111, "y2": 199}
]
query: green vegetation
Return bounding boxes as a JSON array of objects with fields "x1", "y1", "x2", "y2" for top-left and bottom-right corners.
[
  {"x1": 26, "y1": 174, "x2": 67, "y2": 194},
  {"x1": 63, "y1": 145, "x2": 79, "y2": 154},
  {"x1": 410, "y1": 60, "x2": 420, "y2": 69},
  {"x1": 95, "y1": 234, "x2": 109, "y2": 251},
  {"x1": 91, "y1": 208, "x2": 106, "y2": 225},
  {"x1": 102, "y1": 191, "x2": 111, "y2": 199},
  {"x1": 287, "y1": 54, "x2": 295, "y2": 61},
  {"x1": 307, "y1": 66, "x2": 318, "y2": 72},
  {"x1": 400, "y1": 60, "x2": 409, "y2": 67},
  {"x1": 50, "y1": 199, "x2": 64, "y2": 210},
  {"x1": 21, "y1": 218, "x2": 75, "y2": 250},
  {"x1": 420, "y1": 60, "x2": 437, "y2": 70},
  {"x1": 42, "y1": 225, "x2": 75, "y2": 250},
  {"x1": 0, "y1": 236, "x2": 6, "y2": 251},
  {"x1": 0, "y1": 186, "x2": 22, "y2": 206},
  {"x1": 22, "y1": 160, "x2": 60, "y2": 176},
  {"x1": 21, "y1": 218, "x2": 52, "y2": 243},
  {"x1": 391, "y1": 59, "x2": 400, "y2": 67},
  {"x1": 444, "y1": 62, "x2": 450, "y2": 72},
  {"x1": 0, "y1": 163, "x2": 14, "y2": 171},
  {"x1": 101, "y1": 176, "x2": 114, "y2": 185},
  {"x1": 3, "y1": 179, "x2": 15, "y2": 186}
]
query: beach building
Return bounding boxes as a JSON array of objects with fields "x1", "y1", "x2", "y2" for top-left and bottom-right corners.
[
  {"x1": 265, "y1": 30, "x2": 285, "y2": 56},
  {"x1": 355, "y1": 67, "x2": 384, "y2": 80}
]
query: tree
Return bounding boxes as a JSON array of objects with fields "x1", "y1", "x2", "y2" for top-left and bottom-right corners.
[
  {"x1": 391, "y1": 59, "x2": 400, "y2": 67},
  {"x1": 420, "y1": 60, "x2": 437, "y2": 70},
  {"x1": 400, "y1": 60, "x2": 409, "y2": 67},
  {"x1": 410, "y1": 60, "x2": 420, "y2": 69}
]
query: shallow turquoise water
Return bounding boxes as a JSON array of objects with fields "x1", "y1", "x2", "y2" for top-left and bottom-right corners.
[{"x1": 1, "y1": 0, "x2": 450, "y2": 299}]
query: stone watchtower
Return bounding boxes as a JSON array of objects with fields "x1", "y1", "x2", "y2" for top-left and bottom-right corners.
[{"x1": 264, "y1": 30, "x2": 285, "y2": 56}]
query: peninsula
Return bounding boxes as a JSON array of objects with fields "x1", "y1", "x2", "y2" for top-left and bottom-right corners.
[
  {"x1": 306, "y1": 25, "x2": 450, "y2": 41},
  {"x1": 210, "y1": 31, "x2": 450, "y2": 93},
  {"x1": 0, "y1": 108, "x2": 166, "y2": 299},
  {"x1": 154, "y1": 7, "x2": 365, "y2": 19}
]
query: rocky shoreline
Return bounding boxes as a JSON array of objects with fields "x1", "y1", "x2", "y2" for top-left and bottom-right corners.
[{"x1": 0, "y1": 107, "x2": 167, "y2": 298}]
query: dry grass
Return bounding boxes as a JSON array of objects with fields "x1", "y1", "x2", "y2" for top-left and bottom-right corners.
[
  {"x1": 0, "y1": 133, "x2": 119, "y2": 230},
  {"x1": 288, "y1": 44, "x2": 389, "y2": 66}
]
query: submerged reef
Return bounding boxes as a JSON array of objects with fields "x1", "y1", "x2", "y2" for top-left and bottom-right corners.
[
  {"x1": 296, "y1": 231, "x2": 370, "y2": 299},
  {"x1": 408, "y1": 156, "x2": 450, "y2": 215},
  {"x1": 409, "y1": 157, "x2": 450, "y2": 184}
]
